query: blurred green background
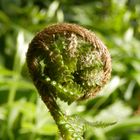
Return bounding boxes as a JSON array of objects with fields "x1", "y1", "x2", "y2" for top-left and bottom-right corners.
[{"x1": 0, "y1": 0, "x2": 140, "y2": 140}]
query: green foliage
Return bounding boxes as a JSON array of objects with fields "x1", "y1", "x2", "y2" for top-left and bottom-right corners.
[{"x1": 0, "y1": 0, "x2": 140, "y2": 140}]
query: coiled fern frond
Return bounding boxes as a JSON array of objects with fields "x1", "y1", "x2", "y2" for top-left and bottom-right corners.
[{"x1": 26, "y1": 23, "x2": 111, "y2": 140}]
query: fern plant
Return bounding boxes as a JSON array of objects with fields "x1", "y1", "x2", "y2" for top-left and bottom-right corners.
[{"x1": 26, "y1": 23, "x2": 112, "y2": 140}]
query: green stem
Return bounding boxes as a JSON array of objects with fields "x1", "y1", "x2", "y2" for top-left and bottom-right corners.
[
  {"x1": 8, "y1": 75, "x2": 19, "y2": 104},
  {"x1": 41, "y1": 93, "x2": 85, "y2": 140}
]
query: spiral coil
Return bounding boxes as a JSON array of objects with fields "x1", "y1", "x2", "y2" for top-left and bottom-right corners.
[{"x1": 26, "y1": 23, "x2": 111, "y2": 139}]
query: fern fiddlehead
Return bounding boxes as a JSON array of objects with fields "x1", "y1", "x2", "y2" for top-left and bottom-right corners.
[{"x1": 26, "y1": 23, "x2": 111, "y2": 140}]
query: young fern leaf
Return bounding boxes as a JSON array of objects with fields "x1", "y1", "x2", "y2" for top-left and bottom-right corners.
[
  {"x1": 85, "y1": 121, "x2": 117, "y2": 128},
  {"x1": 26, "y1": 23, "x2": 112, "y2": 140},
  {"x1": 71, "y1": 115, "x2": 117, "y2": 128}
]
